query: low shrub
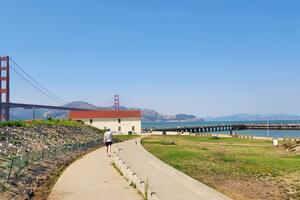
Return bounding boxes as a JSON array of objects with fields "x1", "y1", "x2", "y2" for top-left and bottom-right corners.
[
  {"x1": 210, "y1": 136, "x2": 220, "y2": 140},
  {"x1": 0, "y1": 119, "x2": 82, "y2": 127},
  {"x1": 29, "y1": 119, "x2": 81, "y2": 126},
  {"x1": 0, "y1": 121, "x2": 28, "y2": 127},
  {"x1": 160, "y1": 140, "x2": 176, "y2": 145}
]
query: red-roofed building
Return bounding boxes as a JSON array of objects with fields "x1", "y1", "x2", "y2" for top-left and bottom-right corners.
[{"x1": 69, "y1": 110, "x2": 141, "y2": 134}]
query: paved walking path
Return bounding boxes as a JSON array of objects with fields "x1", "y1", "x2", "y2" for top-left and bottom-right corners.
[
  {"x1": 116, "y1": 139, "x2": 231, "y2": 200},
  {"x1": 49, "y1": 147, "x2": 141, "y2": 200}
]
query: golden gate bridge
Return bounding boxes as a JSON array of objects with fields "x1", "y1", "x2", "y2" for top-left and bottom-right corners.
[{"x1": 0, "y1": 55, "x2": 92, "y2": 121}]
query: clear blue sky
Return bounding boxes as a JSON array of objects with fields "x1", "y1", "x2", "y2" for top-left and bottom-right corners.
[{"x1": 1, "y1": 0, "x2": 300, "y2": 117}]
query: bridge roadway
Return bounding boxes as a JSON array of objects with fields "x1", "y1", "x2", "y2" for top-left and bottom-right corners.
[
  {"x1": 0, "y1": 102, "x2": 92, "y2": 111},
  {"x1": 0, "y1": 102, "x2": 93, "y2": 121}
]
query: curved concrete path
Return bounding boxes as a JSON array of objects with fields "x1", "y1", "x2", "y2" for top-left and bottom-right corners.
[
  {"x1": 115, "y1": 139, "x2": 231, "y2": 200},
  {"x1": 49, "y1": 147, "x2": 141, "y2": 200}
]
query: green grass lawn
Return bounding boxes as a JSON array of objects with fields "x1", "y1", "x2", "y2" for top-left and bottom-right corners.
[{"x1": 142, "y1": 135, "x2": 300, "y2": 200}]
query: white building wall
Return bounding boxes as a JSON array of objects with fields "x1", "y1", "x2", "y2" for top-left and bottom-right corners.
[{"x1": 77, "y1": 118, "x2": 141, "y2": 134}]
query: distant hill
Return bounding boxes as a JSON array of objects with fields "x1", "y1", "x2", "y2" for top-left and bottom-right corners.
[
  {"x1": 63, "y1": 101, "x2": 98, "y2": 110},
  {"x1": 10, "y1": 101, "x2": 205, "y2": 122},
  {"x1": 62, "y1": 102, "x2": 205, "y2": 122},
  {"x1": 158, "y1": 114, "x2": 204, "y2": 122},
  {"x1": 205, "y1": 113, "x2": 300, "y2": 121},
  {"x1": 12, "y1": 102, "x2": 299, "y2": 122}
]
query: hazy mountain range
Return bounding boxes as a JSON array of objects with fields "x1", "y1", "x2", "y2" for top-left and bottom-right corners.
[
  {"x1": 205, "y1": 113, "x2": 300, "y2": 122},
  {"x1": 9, "y1": 101, "x2": 300, "y2": 122}
]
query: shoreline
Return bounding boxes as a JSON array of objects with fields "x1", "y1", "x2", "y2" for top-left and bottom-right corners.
[{"x1": 145, "y1": 131, "x2": 300, "y2": 141}]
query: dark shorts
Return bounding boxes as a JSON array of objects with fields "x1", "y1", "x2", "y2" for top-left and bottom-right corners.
[{"x1": 105, "y1": 141, "x2": 112, "y2": 147}]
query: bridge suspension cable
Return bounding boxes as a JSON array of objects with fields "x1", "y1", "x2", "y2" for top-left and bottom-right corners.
[{"x1": 9, "y1": 57, "x2": 67, "y2": 106}]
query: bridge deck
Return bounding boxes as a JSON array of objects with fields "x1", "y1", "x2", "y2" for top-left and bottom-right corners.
[{"x1": 0, "y1": 102, "x2": 92, "y2": 111}]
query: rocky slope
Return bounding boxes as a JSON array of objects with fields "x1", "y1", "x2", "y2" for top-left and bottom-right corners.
[{"x1": 0, "y1": 120, "x2": 104, "y2": 199}]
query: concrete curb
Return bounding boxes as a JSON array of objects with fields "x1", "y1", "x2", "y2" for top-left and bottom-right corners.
[{"x1": 113, "y1": 146, "x2": 159, "y2": 200}]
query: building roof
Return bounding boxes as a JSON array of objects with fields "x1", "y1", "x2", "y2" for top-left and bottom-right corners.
[{"x1": 69, "y1": 110, "x2": 141, "y2": 119}]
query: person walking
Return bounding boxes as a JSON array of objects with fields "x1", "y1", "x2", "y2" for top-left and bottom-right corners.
[{"x1": 103, "y1": 129, "x2": 113, "y2": 157}]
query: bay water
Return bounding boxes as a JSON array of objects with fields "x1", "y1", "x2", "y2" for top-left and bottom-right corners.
[{"x1": 142, "y1": 120, "x2": 300, "y2": 138}]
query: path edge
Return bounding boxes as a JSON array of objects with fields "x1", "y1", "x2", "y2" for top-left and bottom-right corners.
[{"x1": 113, "y1": 145, "x2": 159, "y2": 200}]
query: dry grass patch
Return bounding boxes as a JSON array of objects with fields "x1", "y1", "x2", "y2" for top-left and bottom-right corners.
[{"x1": 142, "y1": 135, "x2": 300, "y2": 200}]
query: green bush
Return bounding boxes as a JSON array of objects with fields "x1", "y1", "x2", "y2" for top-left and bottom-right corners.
[
  {"x1": 0, "y1": 121, "x2": 28, "y2": 127},
  {"x1": 0, "y1": 119, "x2": 82, "y2": 127},
  {"x1": 160, "y1": 140, "x2": 176, "y2": 145},
  {"x1": 210, "y1": 136, "x2": 220, "y2": 140},
  {"x1": 30, "y1": 119, "x2": 81, "y2": 126}
]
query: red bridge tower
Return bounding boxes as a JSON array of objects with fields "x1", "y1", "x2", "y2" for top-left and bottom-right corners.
[
  {"x1": 114, "y1": 95, "x2": 120, "y2": 110},
  {"x1": 0, "y1": 56, "x2": 10, "y2": 121}
]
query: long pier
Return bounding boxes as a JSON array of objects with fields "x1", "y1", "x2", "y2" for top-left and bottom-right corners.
[
  {"x1": 242, "y1": 124, "x2": 300, "y2": 130},
  {"x1": 152, "y1": 125, "x2": 236, "y2": 133},
  {"x1": 151, "y1": 124, "x2": 300, "y2": 133}
]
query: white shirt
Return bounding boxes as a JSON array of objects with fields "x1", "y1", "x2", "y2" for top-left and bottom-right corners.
[{"x1": 103, "y1": 131, "x2": 113, "y2": 143}]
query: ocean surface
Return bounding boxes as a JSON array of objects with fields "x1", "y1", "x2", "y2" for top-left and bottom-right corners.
[{"x1": 142, "y1": 120, "x2": 300, "y2": 138}]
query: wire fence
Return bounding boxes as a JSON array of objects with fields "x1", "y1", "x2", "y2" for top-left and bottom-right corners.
[{"x1": 0, "y1": 138, "x2": 102, "y2": 190}]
